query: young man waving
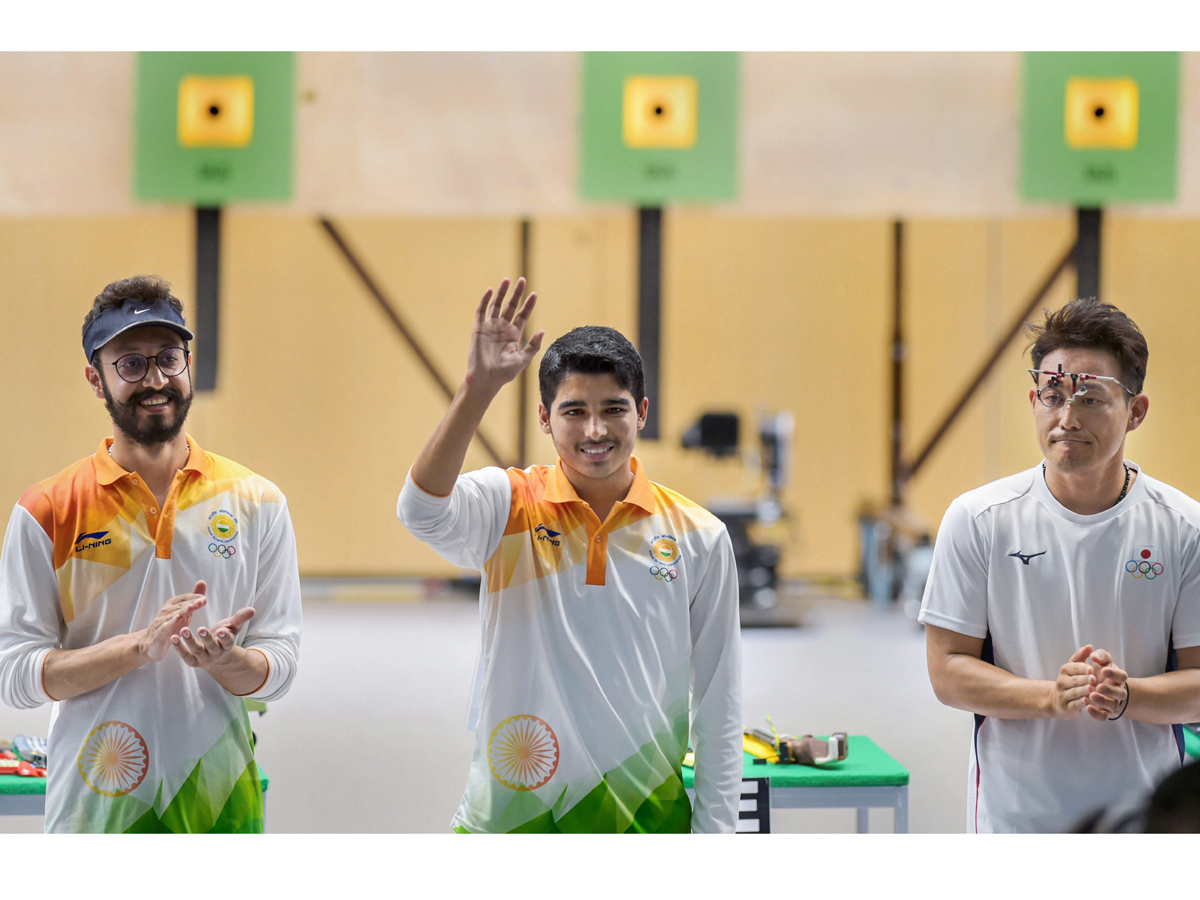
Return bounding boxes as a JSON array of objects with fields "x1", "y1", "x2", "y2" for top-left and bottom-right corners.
[{"x1": 398, "y1": 278, "x2": 742, "y2": 833}]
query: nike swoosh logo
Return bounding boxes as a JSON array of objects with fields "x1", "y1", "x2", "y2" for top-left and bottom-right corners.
[{"x1": 133, "y1": 308, "x2": 151, "y2": 314}]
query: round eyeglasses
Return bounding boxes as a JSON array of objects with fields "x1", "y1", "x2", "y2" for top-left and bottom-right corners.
[{"x1": 107, "y1": 347, "x2": 190, "y2": 383}]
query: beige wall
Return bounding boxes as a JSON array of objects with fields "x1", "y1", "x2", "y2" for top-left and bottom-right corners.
[
  {"x1": 4, "y1": 52, "x2": 1200, "y2": 217},
  {"x1": 5, "y1": 211, "x2": 1198, "y2": 578},
  {"x1": 3, "y1": 52, "x2": 1200, "y2": 578}
]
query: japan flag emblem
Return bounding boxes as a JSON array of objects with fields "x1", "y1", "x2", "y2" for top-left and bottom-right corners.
[{"x1": 1126, "y1": 546, "x2": 1164, "y2": 579}]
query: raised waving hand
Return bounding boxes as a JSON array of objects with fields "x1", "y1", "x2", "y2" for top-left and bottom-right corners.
[{"x1": 466, "y1": 277, "x2": 545, "y2": 391}]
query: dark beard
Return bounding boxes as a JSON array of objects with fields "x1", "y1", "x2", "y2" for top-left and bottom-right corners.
[{"x1": 100, "y1": 377, "x2": 193, "y2": 448}]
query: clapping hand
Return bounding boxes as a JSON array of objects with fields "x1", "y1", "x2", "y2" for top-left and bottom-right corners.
[
  {"x1": 141, "y1": 581, "x2": 208, "y2": 663},
  {"x1": 171, "y1": 604, "x2": 257, "y2": 671}
]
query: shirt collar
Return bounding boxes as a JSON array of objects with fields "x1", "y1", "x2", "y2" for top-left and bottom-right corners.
[
  {"x1": 543, "y1": 455, "x2": 655, "y2": 513},
  {"x1": 93, "y1": 433, "x2": 209, "y2": 486}
]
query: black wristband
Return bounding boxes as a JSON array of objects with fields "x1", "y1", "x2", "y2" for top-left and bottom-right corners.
[{"x1": 1108, "y1": 683, "x2": 1130, "y2": 721}]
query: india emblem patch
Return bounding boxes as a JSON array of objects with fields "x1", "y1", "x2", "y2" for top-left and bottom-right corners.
[
  {"x1": 487, "y1": 715, "x2": 559, "y2": 791},
  {"x1": 649, "y1": 535, "x2": 681, "y2": 567},
  {"x1": 77, "y1": 721, "x2": 149, "y2": 797},
  {"x1": 208, "y1": 510, "x2": 238, "y2": 542}
]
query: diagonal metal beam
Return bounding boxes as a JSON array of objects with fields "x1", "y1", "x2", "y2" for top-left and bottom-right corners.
[
  {"x1": 905, "y1": 239, "x2": 1077, "y2": 481},
  {"x1": 319, "y1": 216, "x2": 510, "y2": 469}
]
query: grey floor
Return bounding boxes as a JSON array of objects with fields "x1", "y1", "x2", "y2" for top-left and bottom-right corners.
[{"x1": 0, "y1": 583, "x2": 971, "y2": 833}]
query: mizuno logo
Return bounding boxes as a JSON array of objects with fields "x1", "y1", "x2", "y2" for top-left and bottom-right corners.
[
  {"x1": 534, "y1": 524, "x2": 562, "y2": 546},
  {"x1": 1009, "y1": 550, "x2": 1047, "y2": 565}
]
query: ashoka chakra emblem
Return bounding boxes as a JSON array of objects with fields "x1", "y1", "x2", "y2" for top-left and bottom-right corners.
[
  {"x1": 77, "y1": 721, "x2": 149, "y2": 797},
  {"x1": 487, "y1": 714, "x2": 559, "y2": 791}
]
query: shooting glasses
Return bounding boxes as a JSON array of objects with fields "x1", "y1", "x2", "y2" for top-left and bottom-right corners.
[{"x1": 1029, "y1": 363, "x2": 1137, "y2": 412}]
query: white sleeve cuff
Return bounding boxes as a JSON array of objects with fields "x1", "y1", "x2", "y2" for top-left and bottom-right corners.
[
  {"x1": 237, "y1": 644, "x2": 294, "y2": 702},
  {"x1": 0, "y1": 645, "x2": 55, "y2": 709}
]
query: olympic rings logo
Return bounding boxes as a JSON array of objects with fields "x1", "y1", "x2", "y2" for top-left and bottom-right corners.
[
  {"x1": 650, "y1": 565, "x2": 678, "y2": 582},
  {"x1": 209, "y1": 543, "x2": 237, "y2": 559},
  {"x1": 1125, "y1": 559, "x2": 1163, "y2": 579}
]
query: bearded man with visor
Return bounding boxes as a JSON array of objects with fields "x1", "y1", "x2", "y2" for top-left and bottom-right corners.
[
  {"x1": 0, "y1": 275, "x2": 301, "y2": 833},
  {"x1": 919, "y1": 297, "x2": 1200, "y2": 833}
]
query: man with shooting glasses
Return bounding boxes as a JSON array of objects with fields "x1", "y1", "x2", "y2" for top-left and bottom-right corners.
[
  {"x1": 0, "y1": 276, "x2": 301, "y2": 833},
  {"x1": 919, "y1": 297, "x2": 1200, "y2": 832}
]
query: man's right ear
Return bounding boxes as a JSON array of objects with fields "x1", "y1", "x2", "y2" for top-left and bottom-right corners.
[{"x1": 85, "y1": 364, "x2": 105, "y2": 400}]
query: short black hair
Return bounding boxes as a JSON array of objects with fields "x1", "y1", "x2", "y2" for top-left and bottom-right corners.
[
  {"x1": 1027, "y1": 297, "x2": 1149, "y2": 394},
  {"x1": 538, "y1": 326, "x2": 645, "y2": 409}
]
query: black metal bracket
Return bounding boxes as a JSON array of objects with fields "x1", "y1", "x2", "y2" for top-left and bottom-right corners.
[
  {"x1": 194, "y1": 206, "x2": 221, "y2": 392},
  {"x1": 638, "y1": 207, "x2": 663, "y2": 440},
  {"x1": 517, "y1": 219, "x2": 532, "y2": 469},
  {"x1": 1075, "y1": 207, "x2": 1102, "y2": 300}
]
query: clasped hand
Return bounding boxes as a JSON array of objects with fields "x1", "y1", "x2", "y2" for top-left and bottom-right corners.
[{"x1": 1051, "y1": 644, "x2": 1129, "y2": 721}]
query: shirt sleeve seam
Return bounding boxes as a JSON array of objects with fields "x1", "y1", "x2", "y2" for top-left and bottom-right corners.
[{"x1": 917, "y1": 609, "x2": 988, "y2": 639}]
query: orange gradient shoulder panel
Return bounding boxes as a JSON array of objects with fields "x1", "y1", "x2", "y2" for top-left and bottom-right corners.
[
  {"x1": 175, "y1": 453, "x2": 284, "y2": 511},
  {"x1": 485, "y1": 466, "x2": 587, "y2": 592},
  {"x1": 647, "y1": 482, "x2": 720, "y2": 535},
  {"x1": 20, "y1": 457, "x2": 133, "y2": 571},
  {"x1": 502, "y1": 466, "x2": 587, "y2": 540}
]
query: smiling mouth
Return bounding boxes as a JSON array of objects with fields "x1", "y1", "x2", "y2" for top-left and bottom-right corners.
[
  {"x1": 139, "y1": 396, "x2": 172, "y2": 410},
  {"x1": 579, "y1": 444, "x2": 614, "y2": 458}
]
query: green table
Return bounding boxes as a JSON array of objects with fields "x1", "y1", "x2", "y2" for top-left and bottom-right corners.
[
  {"x1": 0, "y1": 767, "x2": 269, "y2": 818},
  {"x1": 683, "y1": 735, "x2": 910, "y2": 833},
  {"x1": 1185, "y1": 727, "x2": 1199, "y2": 760}
]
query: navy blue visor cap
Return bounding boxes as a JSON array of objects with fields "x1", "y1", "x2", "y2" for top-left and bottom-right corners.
[{"x1": 83, "y1": 299, "x2": 194, "y2": 362}]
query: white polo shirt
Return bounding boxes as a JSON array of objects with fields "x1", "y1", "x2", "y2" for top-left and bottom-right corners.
[
  {"x1": 919, "y1": 461, "x2": 1200, "y2": 833},
  {"x1": 0, "y1": 436, "x2": 302, "y2": 833},
  {"x1": 397, "y1": 457, "x2": 743, "y2": 834}
]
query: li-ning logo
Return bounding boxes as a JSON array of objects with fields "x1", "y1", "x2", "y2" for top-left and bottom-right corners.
[
  {"x1": 1126, "y1": 546, "x2": 1163, "y2": 580},
  {"x1": 74, "y1": 530, "x2": 112, "y2": 552},
  {"x1": 534, "y1": 524, "x2": 562, "y2": 547},
  {"x1": 1008, "y1": 550, "x2": 1047, "y2": 566}
]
